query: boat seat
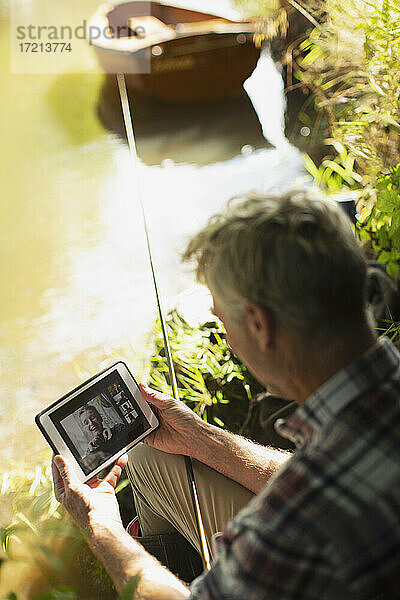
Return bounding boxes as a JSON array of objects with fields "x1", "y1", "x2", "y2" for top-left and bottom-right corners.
[
  {"x1": 174, "y1": 19, "x2": 235, "y2": 34},
  {"x1": 126, "y1": 16, "x2": 254, "y2": 41},
  {"x1": 127, "y1": 16, "x2": 175, "y2": 38}
]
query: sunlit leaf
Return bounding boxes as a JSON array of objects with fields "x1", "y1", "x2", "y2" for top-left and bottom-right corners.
[
  {"x1": 376, "y1": 189, "x2": 398, "y2": 213},
  {"x1": 119, "y1": 576, "x2": 140, "y2": 600},
  {"x1": 387, "y1": 261, "x2": 399, "y2": 279},
  {"x1": 35, "y1": 587, "x2": 77, "y2": 600},
  {"x1": 115, "y1": 478, "x2": 130, "y2": 495},
  {"x1": 303, "y1": 154, "x2": 321, "y2": 181}
]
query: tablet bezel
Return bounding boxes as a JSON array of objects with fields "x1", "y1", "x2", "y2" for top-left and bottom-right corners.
[{"x1": 35, "y1": 362, "x2": 159, "y2": 482}]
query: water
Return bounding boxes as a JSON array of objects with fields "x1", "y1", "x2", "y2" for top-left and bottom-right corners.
[{"x1": 0, "y1": 0, "x2": 305, "y2": 468}]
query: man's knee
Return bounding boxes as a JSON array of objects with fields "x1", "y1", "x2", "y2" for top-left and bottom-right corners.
[
  {"x1": 128, "y1": 442, "x2": 155, "y2": 471},
  {"x1": 127, "y1": 443, "x2": 156, "y2": 488},
  {"x1": 127, "y1": 444, "x2": 184, "y2": 491}
]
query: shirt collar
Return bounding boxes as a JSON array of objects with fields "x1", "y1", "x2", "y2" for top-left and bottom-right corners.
[{"x1": 275, "y1": 337, "x2": 400, "y2": 449}]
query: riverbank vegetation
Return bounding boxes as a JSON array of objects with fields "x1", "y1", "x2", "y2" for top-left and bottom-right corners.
[
  {"x1": 239, "y1": 0, "x2": 400, "y2": 282},
  {"x1": 291, "y1": 0, "x2": 400, "y2": 279},
  {"x1": 0, "y1": 461, "x2": 124, "y2": 599},
  {"x1": 148, "y1": 311, "x2": 263, "y2": 434},
  {"x1": 238, "y1": 0, "x2": 400, "y2": 337}
]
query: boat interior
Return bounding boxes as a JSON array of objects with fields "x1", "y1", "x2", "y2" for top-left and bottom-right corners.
[{"x1": 107, "y1": 2, "x2": 231, "y2": 38}]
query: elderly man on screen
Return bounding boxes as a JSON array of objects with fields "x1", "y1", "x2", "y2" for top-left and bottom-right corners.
[
  {"x1": 78, "y1": 404, "x2": 126, "y2": 456},
  {"x1": 52, "y1": 190, "x2": 400, "y2": 600}
]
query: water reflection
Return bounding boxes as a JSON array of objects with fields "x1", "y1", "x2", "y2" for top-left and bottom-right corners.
[
  {"x1": 98, "y1": 77, "x2": 271, "y2": 165},
  {"x1": 47, "y1": 73, "x2": 106, "y2": 145},
  {"x1": 33, "y1": 50, "x2": 305, "y2": 393}
]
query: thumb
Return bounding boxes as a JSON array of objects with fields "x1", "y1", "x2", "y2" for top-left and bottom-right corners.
[
  {"x1": 53, "y1": 454, "x2": 74, "y2": 487},
  {"x1": 104, "y1": 454, "x2": 128, "y2": 489}
]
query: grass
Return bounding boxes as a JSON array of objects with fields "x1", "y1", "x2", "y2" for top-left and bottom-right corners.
[
  {"x1": 0, "y1": 460, "x2": 140, "y2": 599},
  {"x1": 0, "y1": 461, "x2": 118, "y2": 599},
  {"x1": 148, "y1": 310, "x2": 264, "y2": 434}
]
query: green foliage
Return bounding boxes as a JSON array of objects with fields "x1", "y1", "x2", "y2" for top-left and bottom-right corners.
[
  {"x1": 304, "y1": 140, "x2": 362, "y2": 192},
  {"x1": 0, "y1": 463, "x2": 117, "y2": 599},
  {"x1": 0, "y1": 462, "x2": 62, "y2": 555},
  {"x1": 149, "y1": 311, "x2": 263, "y2": 433},
  {"x1": 292, "y1": 0, "x2": 400, "y2": 276},
  {"x1": 119, "y1": 576, "x2": 140, "y2": 600},
  {"x1": 377, "y1": 315, "x2": 400, "y2": 344},
  {"x1": 295, "y1": 0, "x2": 400, "y2": 176},
  {"x1": 35, "y1": 588, "x2": 77, "y2": 600},
  {"x1": 360, "y1": 163, "x2": 400, "y2": 278}
]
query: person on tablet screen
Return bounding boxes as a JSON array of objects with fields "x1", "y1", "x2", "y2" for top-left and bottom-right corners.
[{"x1": 78, "y1": 404, "x2": 126, "y2": 456}]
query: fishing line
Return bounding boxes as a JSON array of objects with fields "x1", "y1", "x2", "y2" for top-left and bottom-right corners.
[{"x1": 116, "y1": 72, "x2": 211, "y2": 572}]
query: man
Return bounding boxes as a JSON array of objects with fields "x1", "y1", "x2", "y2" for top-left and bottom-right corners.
[
  {"x1": 78, "y1": 404, "x2": 126, "y2": 455},
  {"x1": 53, "y1": 189, "x2": 400, "y2": 599}
]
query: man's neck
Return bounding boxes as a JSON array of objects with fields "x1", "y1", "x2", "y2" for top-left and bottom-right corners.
[{"x1": 287, "y1": 327, "x2": 378, "y2": 405}]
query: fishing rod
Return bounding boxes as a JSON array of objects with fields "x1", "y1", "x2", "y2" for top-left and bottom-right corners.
[{"x1": 116, "y1": 72, "x2": 211, "y2": 572}]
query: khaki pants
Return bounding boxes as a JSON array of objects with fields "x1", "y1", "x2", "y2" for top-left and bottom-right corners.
[{"x1": 127, "y1": 444, "x2": 254, "y2": 557}]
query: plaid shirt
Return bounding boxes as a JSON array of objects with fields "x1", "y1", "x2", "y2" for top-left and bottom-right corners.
[{"x1": 190, "y1": 338, "x2": 400, "y2": 599}]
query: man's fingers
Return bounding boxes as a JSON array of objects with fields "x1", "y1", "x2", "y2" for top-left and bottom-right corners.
[
  {"x1": 104, "y1": 454, "x2": 128, "y2": 489},
  {"x1": 87, "y1": 476, "x2": 101, "y2": 488},
  {"x1": 139, "y1": 383, "x2": 173, "y2": 408},
  {"x1": 52, "y1": 454, "x2": 78, "y2": 489},
  {"x1": 52, "y1": 455, "x2": 65, "y2": 500},
  {"x1": 52, "y1": 454, "x2": 79, "y2": 502}
]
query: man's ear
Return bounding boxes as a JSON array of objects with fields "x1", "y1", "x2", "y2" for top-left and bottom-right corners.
[{"x1": 244, "y1": 303, "x2": 275, "y2": 351}]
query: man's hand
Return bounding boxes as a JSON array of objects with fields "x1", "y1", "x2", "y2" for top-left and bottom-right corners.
[
  {"x1": 53, "y1": 453, "x2": 190, "y2": 599},
  {"x1": 139, "y1": 384, "x2": 205, "y2": 456},
  {"x1": 52, "y1": 453, "x2": 128, "y2": 532}
]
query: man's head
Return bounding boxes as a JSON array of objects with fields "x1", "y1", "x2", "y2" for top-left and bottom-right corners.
[
  {"x1": 78, "y1": 405, "x2": 104, "y2": 436},
  {"x1": 183, "y1": 189, "x2": 372, "y2": 396}
]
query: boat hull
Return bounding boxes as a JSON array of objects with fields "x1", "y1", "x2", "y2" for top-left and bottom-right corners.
[
  {"x1": 94, "y1": 33, "x2": 259, "y2": 102},
  {"x1": 89, "y1": 2, "x2": 261, "y2": 102}
]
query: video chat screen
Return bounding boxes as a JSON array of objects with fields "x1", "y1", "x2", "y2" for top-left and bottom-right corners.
[{"x1": 50, "y1": 371, "x2": 151, "y2": 475}]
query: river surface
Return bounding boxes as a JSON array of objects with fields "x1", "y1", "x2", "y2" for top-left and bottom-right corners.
[{"x1": 0, "y1": 0, "x2": 306, "y2": 468}]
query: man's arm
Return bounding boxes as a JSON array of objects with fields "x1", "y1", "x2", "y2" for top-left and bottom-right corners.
[
  {"x1": 88, "y1": 521, "x2": 190, "y2": 599},
  {"x1": 140, "y1": 385, "x2": 291, "y2": 494},
  {"x1": 52, "y1": 455, "x2": 190, "y2": 599},
  {"x1": 192, "y1": 421, "x2": 291, "y2": 494}
]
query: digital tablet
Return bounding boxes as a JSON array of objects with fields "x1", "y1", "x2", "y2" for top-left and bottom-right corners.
[{"x1": 35, "y1": 362, "x2": 159, "y2": 482}]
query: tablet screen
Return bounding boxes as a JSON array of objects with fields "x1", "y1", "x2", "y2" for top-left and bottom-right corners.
[{"x1": 50, "y1": 370, "x2": 151, "y2": 476}]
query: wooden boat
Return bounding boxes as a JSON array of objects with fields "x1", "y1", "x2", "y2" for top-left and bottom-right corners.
[{"x1": 88, "y1": 2, "x2": 261, "y2": 102}]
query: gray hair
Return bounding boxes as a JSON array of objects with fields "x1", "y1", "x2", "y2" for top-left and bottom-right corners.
[{"x1": 183, "y1": 189, "x2": 369, "y2": 342}]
